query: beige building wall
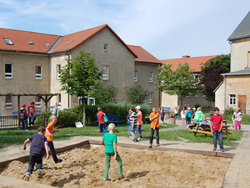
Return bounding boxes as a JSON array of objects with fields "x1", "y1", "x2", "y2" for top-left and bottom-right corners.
[
  {"x1": 161, "y1": 93, "x2": 178, "y2": 111},
  {"x1": 0, "y1": 52, "x2": 50, "y2": 115},
  {"x1": 135, "y1": 62, "x2": 161, "y2": 107},
  {"x1": 215, "y1": 81, "x2": 225, "y2": 114},
  {"x1": 231, "y1": 39, "x2": 250, "y2": 72}
]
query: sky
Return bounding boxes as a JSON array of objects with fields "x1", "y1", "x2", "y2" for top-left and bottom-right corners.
[{"x1": 0, "y1": 0, "x2": 249, "y2": 59}]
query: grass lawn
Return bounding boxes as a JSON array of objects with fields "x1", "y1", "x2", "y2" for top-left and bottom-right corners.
[{"x1": 0, "y1": 122, "x2": 243, "y2": 148}]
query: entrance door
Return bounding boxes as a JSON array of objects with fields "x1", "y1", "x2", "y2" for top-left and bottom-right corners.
[{"x1": 238, "y1": 95, "x2": 246, "y2": 115}]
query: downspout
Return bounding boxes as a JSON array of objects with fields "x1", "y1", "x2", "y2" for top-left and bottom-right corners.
[
  {"x1": 67, "y1": 53, "x2": 70, "y2": 108},
  {"x1": 224, "y1": 75, "x2": 227, "y2": 119}
]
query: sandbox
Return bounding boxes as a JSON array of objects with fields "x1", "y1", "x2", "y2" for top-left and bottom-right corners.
[{"x1": 0, "y1": 141, "x2": 232, "y2": 188}]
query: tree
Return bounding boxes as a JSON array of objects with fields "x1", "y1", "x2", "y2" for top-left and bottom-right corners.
[
  {"x1": 60, "y1": 50, "x2": 102, "y2": 125},
  {"x1": 128, "y1": 85, "x2": 149, "y2": 104},
  {"x1": 89, "y1": 82, "x2": 116, "y2": 105},
  {"x1": 155, "y1": 63, "x2": 199, "y2": 110},
  {"x1": 200, "y1": 55, "x2": 230, "y2": 102}
]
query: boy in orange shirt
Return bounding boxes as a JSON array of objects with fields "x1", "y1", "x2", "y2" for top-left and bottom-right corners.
[
  {"x1": 149, "y1": 107, "x2": 160, "y2": 148},
  {"x1": 45, "y1": 115, "x2": 62, "y2": 163}
]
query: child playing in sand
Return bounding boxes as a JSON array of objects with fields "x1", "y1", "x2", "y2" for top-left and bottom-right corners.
[
  {"x1": 23, "y1": 126, "x2": 49, "y2": 180},
  {"x1": 45, "y1": 115, "x2": 63, "y2": 163},
  {"x1": 149, "y1": 107, "x2": 160, "y2": 148},
  {"x1": 210, "y1": 107, "x2": 224, "y2": 152},
  {"x1": 235, "y1": 108, "x2": 243, "y2": 131},
  {"x1": 101, "y1": 123, "x2": 124, "y2": 181}
]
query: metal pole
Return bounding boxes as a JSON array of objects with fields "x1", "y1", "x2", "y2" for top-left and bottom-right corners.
[
  {"x1": 45, "y1": 95, "x2": 48, "y2": 126},
  {"x1": 18, "y1": 95, "x2": 20, "y2": 129}
]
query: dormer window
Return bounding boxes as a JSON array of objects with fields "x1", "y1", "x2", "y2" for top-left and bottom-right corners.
[
  {"x1": 67, "y1": 41, "x2": 73, "y2": 45},
  {"x1": 4, "y1": 38, "x2": 13, "y2": 45},
  {"x1": 28, "y1": 41, "x2": 34, "y2": 45},
  {"x1": 45, "y1": 43, "x2": 51, "y2": 47}
]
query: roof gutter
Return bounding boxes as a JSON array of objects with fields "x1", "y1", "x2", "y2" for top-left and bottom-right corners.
[{"x1": 0, "y1": 49, "x2": 47, "y2": 55}]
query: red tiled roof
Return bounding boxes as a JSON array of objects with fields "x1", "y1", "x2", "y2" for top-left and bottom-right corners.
[
  {"x1": 0, "y1": 25, "x2": 137, "y2": 57},
  {"x1": 127, "y1": 45, "x2": 161, "y2": 64},
  {"x1": 0, "y1": 28, "x2": 60, "y2": 53},
  {"x1": 160, "y1": 55, "x2": 218, "y2": 72}
]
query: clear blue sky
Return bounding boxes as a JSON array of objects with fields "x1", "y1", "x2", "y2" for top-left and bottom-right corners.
[{"x1": 0, "y1": 0, "x2": 249, "y2": 59}]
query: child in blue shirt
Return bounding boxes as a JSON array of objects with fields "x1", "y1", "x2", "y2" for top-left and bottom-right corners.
[{"x1": 23, "y1": 126, "x2": 49, "y2": 180}]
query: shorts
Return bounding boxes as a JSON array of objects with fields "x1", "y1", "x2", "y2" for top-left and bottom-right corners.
[{"x1": 136, "y1": 125, "x2": 142, "y2": 134}]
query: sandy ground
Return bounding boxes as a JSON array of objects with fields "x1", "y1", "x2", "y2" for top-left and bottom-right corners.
[{"x1": 0, "y1": 145, "x2": 231, "y2": 188}]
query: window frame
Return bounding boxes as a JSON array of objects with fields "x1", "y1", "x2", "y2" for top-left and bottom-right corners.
[
  {"x1": 102, "y1": 65, "x2": 109, "y2": 80},
  {"x1": 134, "y1": 71, "x2": 137, "y2": 82},
  {"x1": 5, "y1": 95, "x2": 13, "y2": 109},
  {"x1": 229, "y1": 94, "x2": 236, "y2": 105},
  {"x1": 149, "y1": 72, "x2": 153, "y2": 82},
  {"x1": 56, "y1": 64, "x2": 61, "y2": 79},
  {"x1": 5, "y1": 64, "x2": 13, "y2": 79},
  {"x1": 149, "y1": 93, "x2": 153, "y2": 104},
  {"x1": 3, "y1": 38, "x2": 14, "y2": 45},
  {"x1": 35, "y1": 96, "x2": 42, "y2": 108},
  {"x1": 35, "y1": 65, "x2": 42, "y2": 80},
  {"x1": 104, "y1": 44, "x2": 108, "y2": 52}
]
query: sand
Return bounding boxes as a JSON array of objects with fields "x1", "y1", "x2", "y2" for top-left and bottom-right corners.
[{"x1": 0, "y1": 145, "x2": 231, "y2": 188}]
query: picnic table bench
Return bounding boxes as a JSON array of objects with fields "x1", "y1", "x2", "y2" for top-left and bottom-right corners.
[
  {"x1": 190, "y1": 120, "x2": 232, "y2": 140},
  {"x1": 95, "y1": 114, "x2": 122, "y2": 127}
]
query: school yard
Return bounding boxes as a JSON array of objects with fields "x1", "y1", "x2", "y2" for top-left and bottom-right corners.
[{"x1": 0, "y1": 120, "x2": 250, "y2": 187}]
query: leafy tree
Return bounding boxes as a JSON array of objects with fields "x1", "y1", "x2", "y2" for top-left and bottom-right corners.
[
  {"x1": 155, "y1": 63, "x2": 199, "y2": 111},
  {"x1": 200, "y1": 55, "x2": 230, "y2": 102},
  {"x1": 60, "y1": 50, "x2": 102, "y2": 125},
  {"x1": 128, "y1": 85, "x2": 149, "y2": 105},
  {"x1": 89, "y1": 82, "x2": 116, "y2": 105}
]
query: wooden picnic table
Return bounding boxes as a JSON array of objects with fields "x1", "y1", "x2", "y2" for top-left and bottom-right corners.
[{"x1": 190, "y1": 120, "x2": 232, "y2": 140}]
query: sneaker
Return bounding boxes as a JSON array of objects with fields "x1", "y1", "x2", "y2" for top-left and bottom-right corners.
[
  {"x1": 140, "y1": 137, "x2": 143, "y2": 141},
  {"x1": 37, "y1": 169, "x2": 42, "y2": 178},
  {"x1": 220, "y1": 149, "x2": 225, "y2": 152},
  {"x1": 104, "y1": 178, "x2": 111, "y2": 181},
  {"x1": 24, "y1": 172, "x2": 31, "y2": 181},
  {"x1": 25, "y1": 129, "x2": 29, "y2": 131},
  {"x1": 56, "y1": 159, "x2": 63, "y2": 163},
  {"x1": 118, "y1": 175, "x2": 124, "y2": 180},
  {"x1": 213, "y1": 148, "x2": 217, "y2": 151},
  {"x1": 149, "y1": 144, "x2": 152, "y2": 148}
]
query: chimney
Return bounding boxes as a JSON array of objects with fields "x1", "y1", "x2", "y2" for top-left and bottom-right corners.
[{"x1": 182, "y1": 55, "x2": 190, "y2": 58}]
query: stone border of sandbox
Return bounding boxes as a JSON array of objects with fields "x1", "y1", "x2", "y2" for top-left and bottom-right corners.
[{"x1": 0, "y1": 140, "x2": 234, "y2": 169}]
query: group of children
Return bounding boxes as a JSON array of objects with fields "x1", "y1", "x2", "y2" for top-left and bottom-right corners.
[
  {"x1": 19, "y1": 102, "x2": 37, "y2": 130},
  {"x1": 180, "y1": 106, "x2": 198, "y2": 126},
  {"x1": 23, "y1": 115, "x2": 62, "y2": 181}
]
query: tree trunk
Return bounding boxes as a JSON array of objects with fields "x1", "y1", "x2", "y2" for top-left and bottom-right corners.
[{"x1": 82, "y1": 97, "x2": 86, "y2": 126}]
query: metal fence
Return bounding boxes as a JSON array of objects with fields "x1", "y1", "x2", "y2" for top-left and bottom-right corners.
[{"x1": 0, "y1": 114, "x2": 46, "y2": 129}]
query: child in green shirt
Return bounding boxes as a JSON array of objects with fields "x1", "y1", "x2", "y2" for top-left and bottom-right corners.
[{"x1": 101, "y1": 123, "x2": 124, "y2": 181}]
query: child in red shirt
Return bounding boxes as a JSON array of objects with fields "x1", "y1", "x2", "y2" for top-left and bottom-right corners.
[
  {"x1": 97, "y1": 107, "x2": 107, "y2": 134},
  {"x1": 210, "y1": 107, "x2": 224, "y2": 152},
  {"x1": 28, "y1": 102, "x2": 36, "y2": 126}
]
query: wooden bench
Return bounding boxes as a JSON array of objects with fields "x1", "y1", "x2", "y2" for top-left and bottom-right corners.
[
  {"x1": 190, "y1": 120, "x2": 232, "y2": 140},
  {"x1": 95, "y1": 114, "x2": 122, "y2": 127}
]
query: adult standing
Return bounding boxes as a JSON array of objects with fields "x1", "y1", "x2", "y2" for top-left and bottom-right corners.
[
  {"x1": 136, "y1": 106, "x2": 143, "y2": 141},
  {"x1": 28, "y1": 102, "x2": 36, "y2": 126},
  {"x1": 97, "y1": 107, "x2": 107, "y2": 134},
  {"x1": 130, "y1": 106, "x2": 137, "y2": 142}
]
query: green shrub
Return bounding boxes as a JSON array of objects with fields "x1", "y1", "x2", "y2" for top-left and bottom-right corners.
[
  {"x1": 226, "y1": 107, "x2": 234, "y2": 116},
  {"x1": 58, "y1": 109, "x2": 79, "y2": 127}
]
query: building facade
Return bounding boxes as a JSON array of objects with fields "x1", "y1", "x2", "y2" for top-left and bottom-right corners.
[
  {"x1": 0, "y1": 25, "x2": 160, "y2": 115},
  {"x1": 215, "y1": 11, "x2": 250, "y2": 115},
  {"x1": 160, "y1": 55, "x2": 217, "y2": 111}
]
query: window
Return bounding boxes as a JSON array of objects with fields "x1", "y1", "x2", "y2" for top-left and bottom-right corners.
[
  {"x1": 194, "y1": 74, "x2": 200, "y2": 81},
  {"x1": 45, "y1": 43, "x2": 51, "y2": 47},
  {"x1": 229, "y1": 94, "x2": 236, "y2": 105},
  {"x1": 57, "y1": 94, "x2": 61, "y2": 106},
  {"x1": 104, "y1": 44, "x2": 108, "y2": 52},
  {"x1": 134, "y1": 71, "x2": 137, "y2": 82},
  {"x1": 5, "y1": 95, "x2": 13, "y2": 109},
  {"x1": 35, "y1": 96, "x2": 42, "y2": 108},
  {"x1": 4, "y1": 38, "x2": 13, "y2": 45},
  {"x1": 149, "y1": 72, "x2": 153, "y2": 82},
  {"x1": 149, "y1": 93, "x2": 153, "y2": 103},
  {"x1": 35, "y1": 66, "x2": 42, "y2": 79},
  {"x1": 57, "y1": 64, "x2": 61, "y2": 79},
  {"x1": 5, "y1": 64, "x2": 13, "y2": 79},
  {"x1": 28, "y1": 41, "x2": 34, "y2": 45},
  {"x1": 102, "y1": 66, "x2": 109, "y2": 80}
]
